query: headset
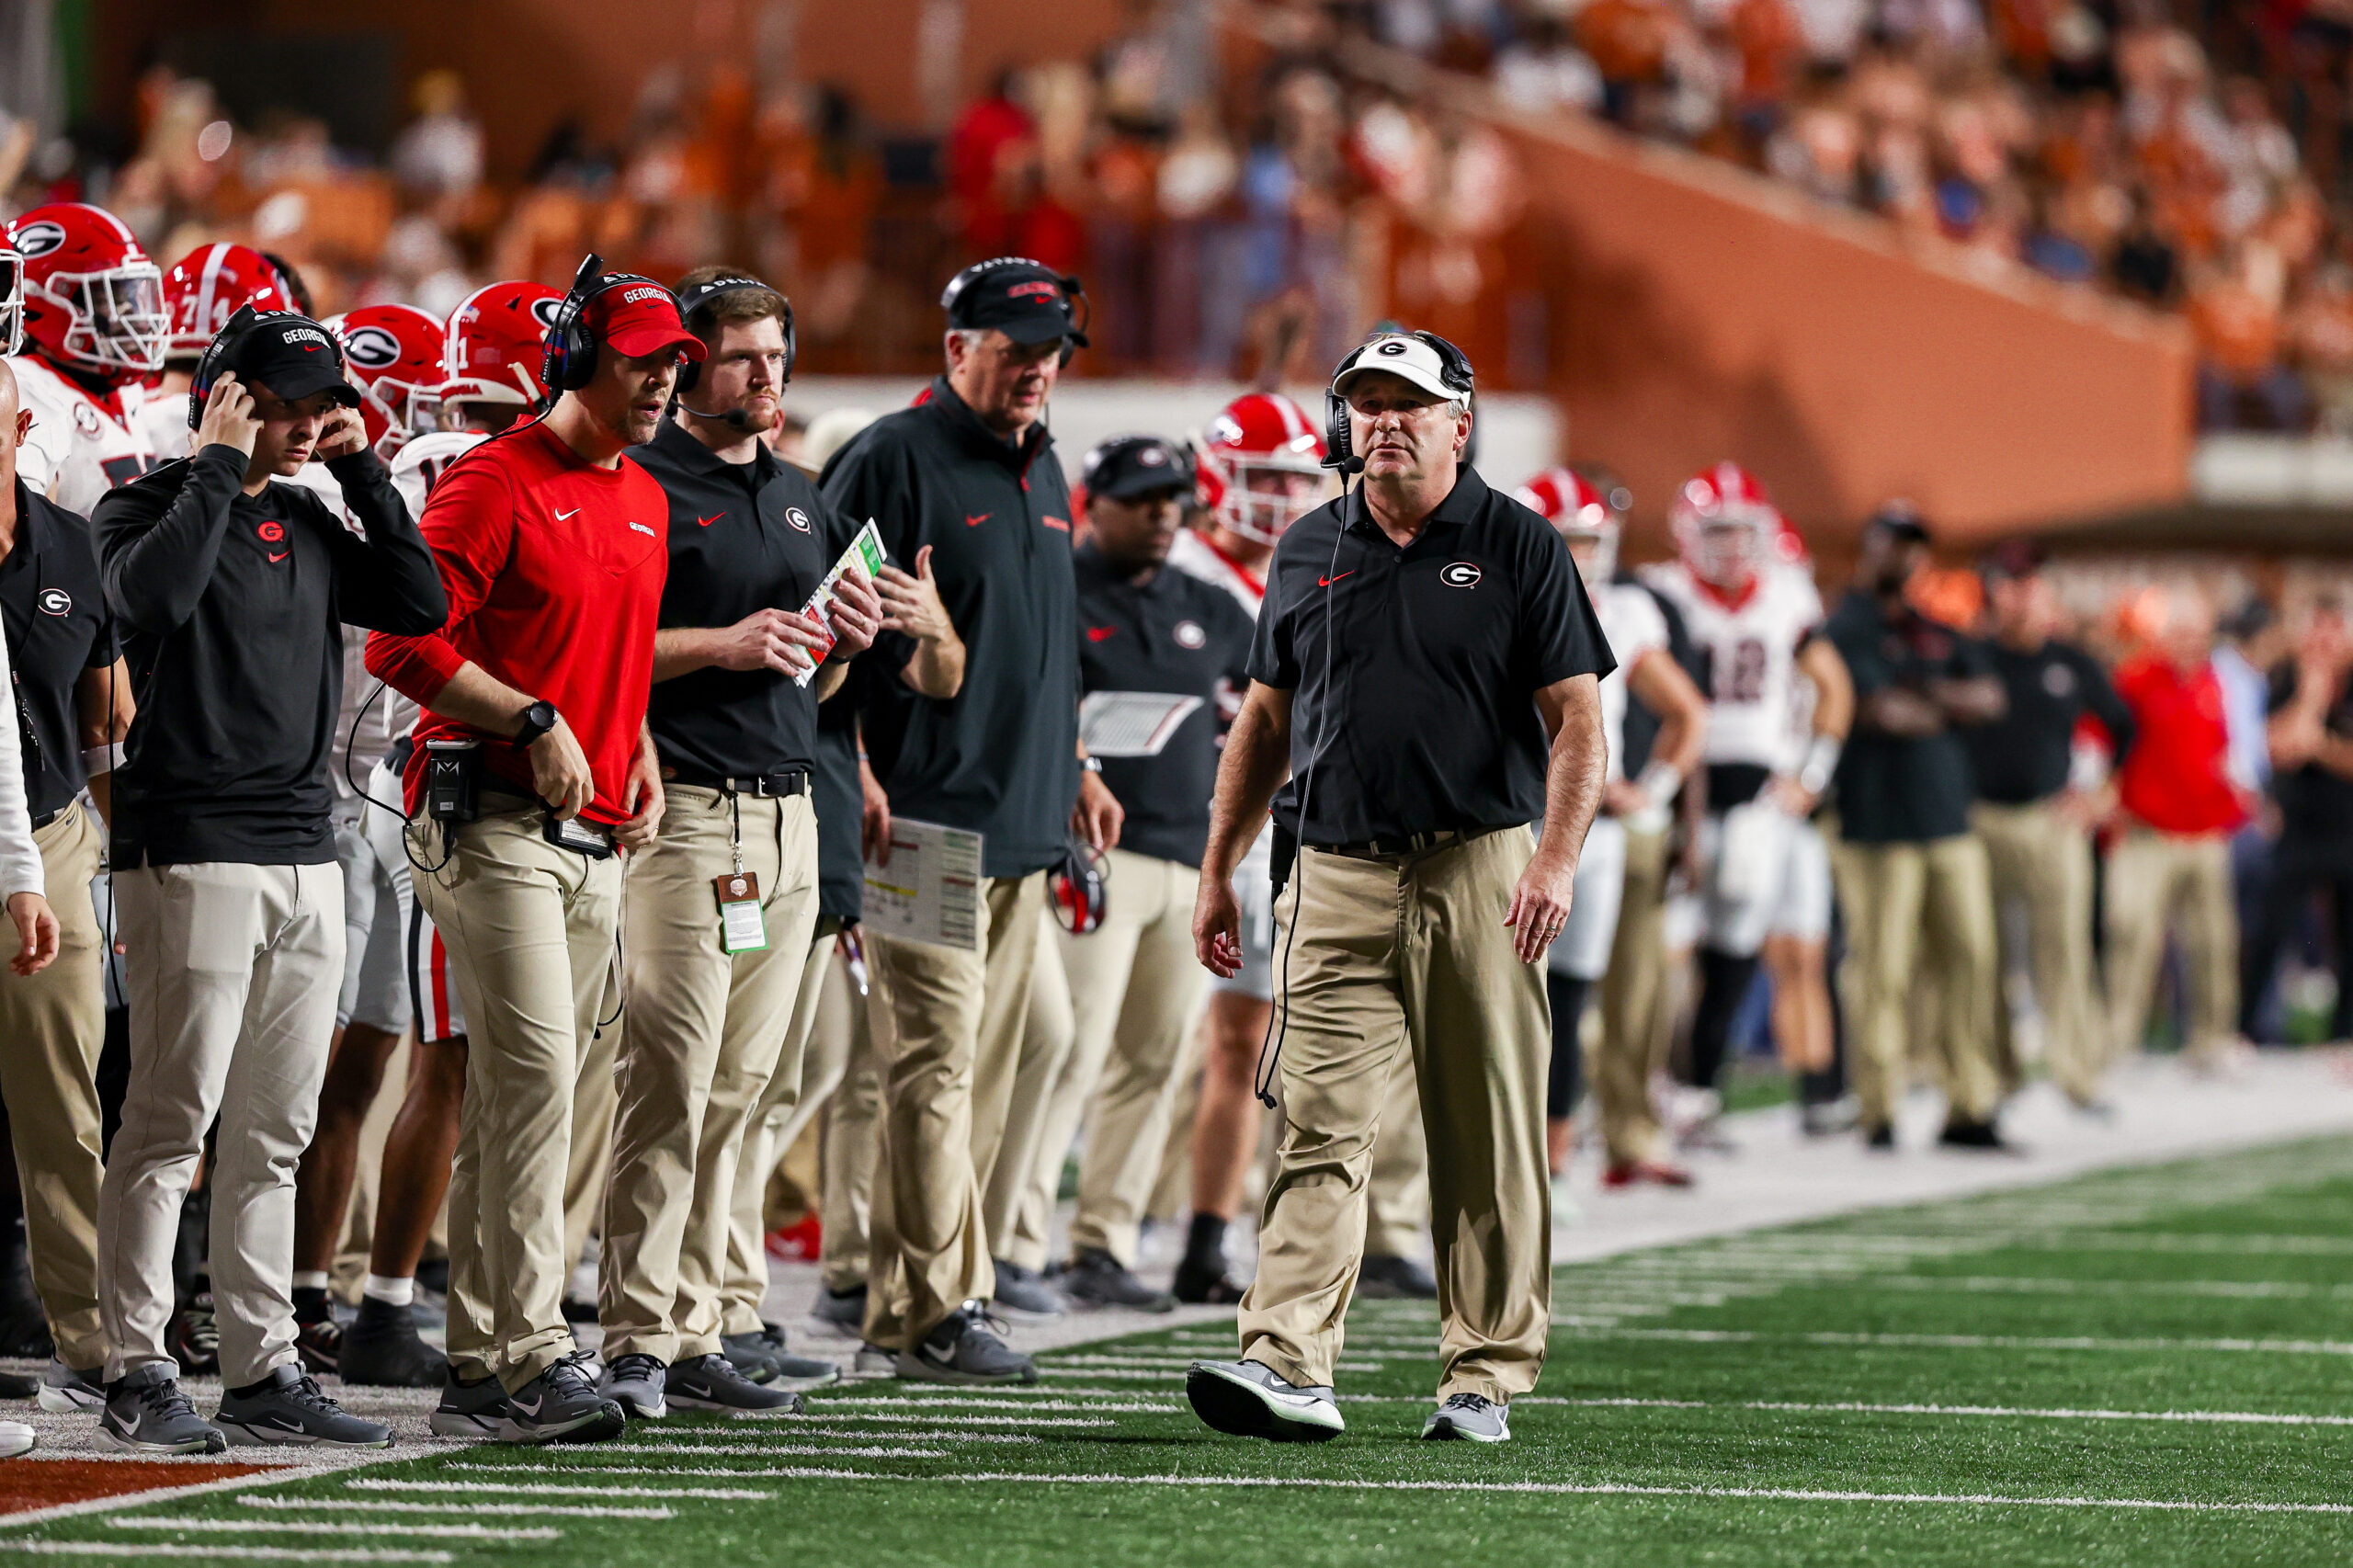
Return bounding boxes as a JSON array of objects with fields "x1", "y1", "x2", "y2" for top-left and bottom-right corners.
[
  {"x1": 539, "y1": 253, "x2": 673, "y2": 403},
  {"x1": 1050, "y1": 840, "x2": 1109, "y2": 936},
  {"x1": 672, "y1": 272, "x2": 795, "y2": 400},
  {"x1": 938, "y1": 256, "x2": 1090, "y2": 367},
  {"x1": 1321, "y1": 329, "x2": 1475, "y2": 476},
  {"x1": 185, "y1": 302, "x2": 279, "y2": 430}
]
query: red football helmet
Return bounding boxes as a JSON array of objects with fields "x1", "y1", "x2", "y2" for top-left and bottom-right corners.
[
  {"x1": 1196, "y1": 392, "x2": 1327, "y2": 545},
  {"x1": 440, "y1": 280, "x2": 564, "y2": 415},
  {"x1": 4, "y1": 203, "x2": 168, "y2": 378},
  {"x1": 0, "y1": 244, "x2": 22, "y2": 358},
  {"x1": 1671, "y1": 460, "x2": 1780, "y2": 590},
  {"x1": 162, "y1": 244, "x2": 300, "y2": 363},
  {"x1": 1515, "y1": 467, "x2": 1622, "y2": 587},
  {"x1": 325, "y1": 304, "x2": 446, "y2": 460}
]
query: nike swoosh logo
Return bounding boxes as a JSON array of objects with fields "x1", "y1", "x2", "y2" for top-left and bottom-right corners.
[
  {"x1": 697, "y1": 513, "x2": 723, "y2": 528},
  {"x1": 1086, "y1": 626, "x2": 1117, "y2": 642},
  {"x1": 268, "y1": 551, "x2": 289, "y2": 563},
  {"x1": 964, "y1": 513, "x2": 989, "y2": 527},
  {"x1": 1319, "y1": 571, "x2": 1354, "y2": 586},
  {"x1": 556, "y1": 508, "x2": 579, "y2": 521}
]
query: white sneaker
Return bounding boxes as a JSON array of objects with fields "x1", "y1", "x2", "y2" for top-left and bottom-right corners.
[
  {"x1": 1421, "y1": 1392, "x2": 1510, "y2": 1443},
  {"x1": 0, "y1": 1421, "x2": 32, "y2": 1458},
  {"x1": 1185, "y1": 1359, "x2": 1344, "y2": 1443}
]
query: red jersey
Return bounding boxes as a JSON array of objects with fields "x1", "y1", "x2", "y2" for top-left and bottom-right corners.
[
  {"x1": 366, "y1": 421, "x2": 667, "y2": 826},
  {"x1": 2112, "y1": 652, "x2": 2246, "y2": 837}
]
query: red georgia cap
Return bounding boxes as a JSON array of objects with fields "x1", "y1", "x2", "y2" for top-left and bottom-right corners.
[{"x1": 587, "y1": 281, "x2": 706, "y2": 363}]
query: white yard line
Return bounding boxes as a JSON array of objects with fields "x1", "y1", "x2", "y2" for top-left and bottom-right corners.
[
  {"x1": 104, "y1": 1518, "x2": 560, "y2": 1540},
  {"x1": 643, "y1": 1429, "x2": 1042, "y2": 1445},
  {"x1": 236, "y1": 1497, "x2": 676, "y2": 1519},
  {"x1": 1330, "y1": 1394, "x2": 2353, "y2": 1426},
  {"x1": 348, "y1": 1479, "x2": 776, "y2": 1501},
  {"x1": 804, "y1": 1394, "x2": 1177, "y2": 1411},
  {"x1": 1554, "y1": 1326, "x2": 2353, "y2": 1355},
  {"x1": 781, "y1": 1412, "x2": 1116, "y2": 1427},
  {"x1": 0, "y1": 1545, "x2": 453, "y2": 1562}
]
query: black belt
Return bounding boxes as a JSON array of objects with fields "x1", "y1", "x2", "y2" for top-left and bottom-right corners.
[
  {"x1": 667, "y1": 768, "x2": 809, "y2": 799},
  {"x1": 1307, "y1": 825, "x2": 1489, "y2": 858}
]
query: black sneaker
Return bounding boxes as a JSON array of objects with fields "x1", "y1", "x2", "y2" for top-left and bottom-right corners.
[
  {"x1": 508, "y1": 1351, "x2": 625, "y2": 1444},
  {"x1": 98, "y1": 1364, "x2": 225, "y2": 1453},
  {"x1": 1171, "y1": 1257, "x2": 1246, "y2": 1305},
  {"x1": 294, "y1": 1312, "x2": 342, "y2": 1376},
  {"x1": 215, "y1": 1363, "x2": 393, "y2": 1449},
  {"x1": 810, "y1": 1284, "x2": 866, "y2": 1333},
  {"x1": 989, "y1": 1260, "x2": 1064, "y2": 1322},
  {"x1": 339, "y1": 1296, "x2": 444, "y2": 1388},
  {"x1": 895, "y1": 1301, "x2": 1038, "y2": 1385},
  {"x1": 1357, "y1": 1255, "x2": 1438, "y2": 1300},
  {"x1": 1063, "y1": 1248, "x2": 1175, "y2": 1312},
  {"x1": 666, "y1": 1352, "x2": 804, "y2": 1412},
  {"x1": 169, "y1": 1291, "x2": 220, "y2": 1376},
  {"x1": 721, "y1": 1322, "x2": 842, "y2": 1392},
  {"x1": 1938, "y1": 1116, "x2": 2018, "y2": 1153}
]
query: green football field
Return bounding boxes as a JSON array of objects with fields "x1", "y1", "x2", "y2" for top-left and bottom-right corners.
[{"x1": 15, "y1": 1135, "x2": 2353, "y2": 1566}]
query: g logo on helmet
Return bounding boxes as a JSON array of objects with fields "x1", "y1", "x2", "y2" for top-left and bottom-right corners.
[
  {"x1": 1441, "y1": 562, "x2": 1482, "y2": 588},
  {"x1": 529, "y1": 297, "x2": 564, "y2": 330},
  {"x1": 10, "y1": 221, "x2": 65, "y2": 259},
  {"x1": 1175, "y1": 620, "x2": 1206, "y2": 649},
  {"x1": 341, "y1": 324, "x2": 403, "y2": 369},
  {"x1": 36, "y1": 588, "x2": 71, "y2": 618}
]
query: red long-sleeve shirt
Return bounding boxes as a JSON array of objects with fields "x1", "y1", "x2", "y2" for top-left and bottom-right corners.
[
  {"x1": 2112, "y1": 651, "x2": 2247, "y2": 838},
  {"x1": 365, "y1": 421, "x2": 667, "y2": 826}
]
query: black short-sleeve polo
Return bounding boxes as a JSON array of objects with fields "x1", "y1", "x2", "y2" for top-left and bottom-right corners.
[
  {"x1": 1074, "y1": 545, "x2": 1255, "y2": 869},
  {"x1": 1824, "y1": 589, "x2": 1992, "y2": 843},
  {"x1": 1247, "y1": 467, "x2": 1613, "y2": 846},
  {"x1": 632, "y1": 419, "x2": 836, "y2": 782},
  {"x1": 2, "y1": 479, "x2": 117, "y2": 819}
]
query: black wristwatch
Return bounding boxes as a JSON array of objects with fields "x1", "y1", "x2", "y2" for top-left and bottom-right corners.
[{"x1": 513, "y1": 699, "x2": 560, "y2": 749}]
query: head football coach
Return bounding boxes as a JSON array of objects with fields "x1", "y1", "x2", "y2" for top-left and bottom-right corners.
[{"x1": 1186, "y1": 332, "x2": 1611, "y2": 1448}]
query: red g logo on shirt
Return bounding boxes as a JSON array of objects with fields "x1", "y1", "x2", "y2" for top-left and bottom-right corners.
[{"x1": 257, "y1": 520, "x2": 286, "y2": 544}]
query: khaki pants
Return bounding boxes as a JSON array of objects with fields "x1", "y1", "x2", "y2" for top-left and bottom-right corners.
[
  {"x1": 985, "y1": 914, "x2": 1073, "y2": 1272},
  {"x1": 1829, "y1": 832, "x2": 2001, "y2": 1131},
  {"x1": 1239, "y1": 828, "x2": 1550, "y2": 1402},
  {"x1": 1973, "y1": 800, "x2": 2107, "y2": 1103},
  {"x1": 2105, "y1": 824, "x2": 2239, "y2": 1063},
  {"x1": 817, "y1": 974, "x2": 881, "y2": 1297},
  {"x1": 411, "y1": 805, "x2": 620, "y2": 1392},
  {"x1": 600, "y1": 789, "x2": 819, "y2": 1362},
  {"x1": 861, "y1": 872, "x2": 1046, "y2": 1349},
  {"x1": 1006, "y1": 850, "x2": 1209, "y2": 1271},
  {"x1": 721, "y1": 926, "x2": 844, "y2": 1335},
  {"x1": 1594, "y1": 822, "x2": 1670, "y2": 1166},
  {"x1": 1363, "y1": 1056, "x2": 1430, "y2": 1258},
  {"x1": 100, "y1": 858, "x2": 346, "y2": 1386},
  {"x1": 0, "y1": 808, "x2": 108, "y2": 1368}
]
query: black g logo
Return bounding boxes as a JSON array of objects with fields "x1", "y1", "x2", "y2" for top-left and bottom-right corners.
[
  {"x1": 1440, "y1": 562, "x2": 1482, "y2": 588},
  {"x1": 36, "y1": 588, "x2": 70, "y2": 617}
]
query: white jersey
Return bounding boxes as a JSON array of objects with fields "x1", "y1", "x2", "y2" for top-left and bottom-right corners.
[
  {"x1": 8, "y1": 355, "x2": 158, "y2": 517},
  {"x1": 137, "y1": 386, "x2": 192, "y2": 465},
  {"x1": 390, "y1": 429, "x2": 486, "y2": 518},
  {"x1": 1642, "y1": 558, "x2": 1822, "y2": 773},
  {"x1": 1594, "y1": 581, "x2": 1668, "y2": 783}
]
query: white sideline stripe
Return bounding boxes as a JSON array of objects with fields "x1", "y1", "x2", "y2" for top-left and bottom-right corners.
[
  {"x1": 786, "y1": 1412, "x2": 1115, "y2": 1428},
  {"x1": 1810, "y1": 1275, "x2": 2353, "y2": 1301},
  {"x1": 646, "y1": 1429, "x2": 1043, "y2": 1445},
  {"x1": 1048, "y1": 1356, "x2": 1385, "y2": 1372},
  {"x1": 1491, "y1": 1397, "x2": 2353, "y2": 1426},
  {"x1": 1848, "y1": 1233, "x2": 2353, "y2": 1256},
  {"x1": 610, "y1": 1467, "x2": 2353, "y2": 1515},
  {"x1": 450, "y1": 1462, "x2": 930, "y2": 1481},
  {"x1": 0, "y1": 1547, "x2": 451, "y2": 1562},
  {"x1": 1033, "y1": 1368, "x2": 1194, "y2": 1381},
  {"x1": 239, "y1": 1497, "x2": 676, "y2": 1519},
  {"x1": 1553, "y1": 1326, "x2": 2353, "y2": 1355},
  {"x1": 448, "y1": 1440, "x2": 949, "y2": 1461},
  {"x1": 348, "y1": 1480, "x2": 773, "y2": 1502},
  {"x1": 806, "y1": 1395, "x2": 1177, "y2": 1412},
  {"x1": 593, "y1": 1440, "x2": 996, "y2": 1456},
  {"x1": 107, "y1": 1519, "x2": 560, "y2": 1540}
]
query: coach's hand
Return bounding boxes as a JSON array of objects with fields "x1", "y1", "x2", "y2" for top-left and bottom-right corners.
[
  {"x1": 828, "y1": 568, "x2": 884, "y2": 659},
  {"x1": 617, "y1": 731, "x2": 665, "y2": 851},
  {"x1": 196, "y1": 372, "x2": 262, "y2": 457},
  {"x1": 709, "y1": 608, "x2": 828, "y2": 676},
  {"x1": 314, "y1": 405, "x2": 369, "y2": 461},
  {"x1": 1073, "y1": 771, "x2": 1123, "y2": 853},
  {"x1": 528, "y1": 714, "x2": 597, "y2": 821},
  {"x1": 6, "y1": 892, "x2": 59, "y2": 978},
  {"x1": 1505, "y1": 845, "x2": 1577, "y2": 965},
  {"x1": 1195, "y1": 872, "x2": 1245, "y2": 978},
  {"x1": 860, "y1": 754, "x2": 893, "y2": 866}
]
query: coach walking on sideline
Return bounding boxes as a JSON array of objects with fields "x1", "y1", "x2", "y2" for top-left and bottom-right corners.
[
  {"x1": 820, "y1": 256, "x2": 1120, "y2": 1382},
  {"x1": 0, "y1": 360, "x2": 126, "y2": 1415},
  {"x1": 1187, "y1": 332, "x2": 1611, "y2": 1448},
  {"x1": 593, "y1": 267, "x2": 881, "y2": 1419},
  {"x1": 94, "y1": 311, "x2": 444, "y2": 1452},
  {"x1": 367, "y1": 262, "x2": 693, "y2": 1444}
]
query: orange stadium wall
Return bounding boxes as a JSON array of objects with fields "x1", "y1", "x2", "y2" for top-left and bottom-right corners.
[
  {"x1": 1345, "y1": 45, "x2": 2198, "y2": 553},
  {"x1": 98, "y1": 0, "x2": 1130, "y2": 176}
]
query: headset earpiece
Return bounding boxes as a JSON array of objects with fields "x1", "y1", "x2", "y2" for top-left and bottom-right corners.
[
  {"x1": 1058, "y1": 274, "x2": 1087, "y2": 369},
  {"x1": 187, "y1": 303, "x2": 264, "y2": 431},
  {"x1": 1323, "y1": 343, "x2": 1364, "y2": 475}
]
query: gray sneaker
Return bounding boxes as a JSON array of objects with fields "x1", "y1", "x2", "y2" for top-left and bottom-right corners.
[
  {"x1": 853, "y1": 1341, "x2": 897, "y2": 1377},
  {"x1": 38, "y1": 1358, "x2": 105, "y2": 1413},
  {"x1": 989, "y1": 1260, "x2": 1064, "y2": 1322},
  {"x1": 666, "y1": 1352, "x2": 803, "y2": 1412},
  {"x1": 596, "y1": 1352, "x2": 667, "y2": 1420},
  {"x1": 215, "y1": 1363, "x2": 393, "y2": 1449},
  {"x1": 721, "y1": 1323, "x2": 842, "y2": 1392},
  {"x1": 1421, "y1": 1392, "x2": 1510, "y2": 1443},
  {"x1": 508, "y1": 1350, "x2": 625, "y2": 1444},
  {"x1": 1063, "y1": 1249, "x2": 1175, "y2": 1312},
  {"x1": 1186, "y1": 1359, "x2": 1345, "y2": 1443},
  {"x1": 97, "y1": 1364, "x2": 226, "y2": 1454},
  {"x1": 429, "y1": 1366, "x2": 517, "y2": 1438},
  {"x1": 810, "y1": 1284, "x2": 866, "y2": 1332},
  {"x1": 896, "y1": 1301, "x2": 1038, "y2": 1385}
]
